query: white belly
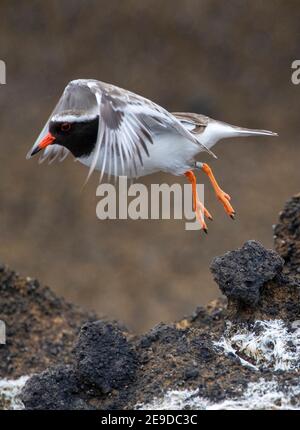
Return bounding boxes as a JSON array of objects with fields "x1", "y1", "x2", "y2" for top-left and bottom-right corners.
[{"x1": 78, "y1": 134, "x2": 201, "y2": 178}]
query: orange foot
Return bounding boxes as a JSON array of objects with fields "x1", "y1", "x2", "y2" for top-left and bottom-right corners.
[
  {"x1": 216, "y1": 189, "x2": 235, "y2": 219},
  {"x1": 185, "y1": 170, "x2": 213, "y2": 233},
  {"x1": 201, "y1": 163, "x2": 236, "y2": 219}
]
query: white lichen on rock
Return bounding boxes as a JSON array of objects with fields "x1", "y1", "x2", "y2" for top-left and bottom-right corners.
[
  {"x1": 136, "y1": 319, "x2": 300, "y2": 410},
  {"x1": 0, "y1": 376, "x2": 29, "y2": 410},
  {"x1": 135, "y1": 389, "x2": 200, "y2": 410},
  {"x1": 136, "y1": 378, "x2": 300, "y2": 410},
  {"x1": 214, "y1": 320, "x2": 300, "y2": 371}
]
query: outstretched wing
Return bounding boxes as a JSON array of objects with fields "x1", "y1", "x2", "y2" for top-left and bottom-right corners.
[
  {"x1": 85, "y1": 81, "x2": 156, "y2": 181},
  {"x1": 86, "y1": 80, "x2": 216, "y2": 181}
]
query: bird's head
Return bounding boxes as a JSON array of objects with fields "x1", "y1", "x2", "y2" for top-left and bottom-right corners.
[{"x1": 31, "y1": 110, "x2": 99, "y2": 158}]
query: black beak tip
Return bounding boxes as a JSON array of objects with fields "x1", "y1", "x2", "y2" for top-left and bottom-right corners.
[{"x1": 30, "y1": 146, "x2": 42, "y2": 157}]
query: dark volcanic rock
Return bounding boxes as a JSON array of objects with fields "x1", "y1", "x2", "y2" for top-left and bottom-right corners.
[
  {"x1": 274, "y1": 193, "x2": 300, "y2": 279},
  {"x1": 75, "y1": 321, "x2": 138, "y2": 393},
  {"x1": 0, "y1": 265, "x2": 97, "y2": 378},
  {"x1": 210, "y1": 240, "x2": 284, "y2": 307},
  {"x1": 21, "y1": 366, "x2": 91, "y2": 410},
  {"x1": 210, "y1": 240, "x2": 299, "y2": 321},
  {"x1": 20, "y1": 261, "x2": 300, "y2": 410},
  {"x1": 21, "y1": 320, "x2": 138, "y2": 410}
]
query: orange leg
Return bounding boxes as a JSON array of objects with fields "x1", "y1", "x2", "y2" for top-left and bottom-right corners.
[
  {"x1": 185, "y1": 170, "x2": 213, "y2": 233},
  {"x1": 201, "y1": 163, "x2": 236, "y2": 219}
]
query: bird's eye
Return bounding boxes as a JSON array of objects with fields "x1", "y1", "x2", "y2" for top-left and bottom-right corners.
[{"x1": 61, "y1": 122, "x2": 71, "y2": 132}]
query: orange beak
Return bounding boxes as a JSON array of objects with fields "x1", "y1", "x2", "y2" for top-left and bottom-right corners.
[{"x1": 31, "y1": 132, "x2": 56, "y2": 156}]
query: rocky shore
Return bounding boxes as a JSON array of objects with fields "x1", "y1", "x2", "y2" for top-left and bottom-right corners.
[{"x1": 1, "y1": 195, "x2": 300, "y2": 410}]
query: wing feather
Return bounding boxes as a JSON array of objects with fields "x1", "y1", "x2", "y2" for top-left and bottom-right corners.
[
  {"x1": 37, "y1": 145, "x2": 70, "y2": 165},
  {"x1": 86, "y1": 80, "x2": 216, "y2": 182}
]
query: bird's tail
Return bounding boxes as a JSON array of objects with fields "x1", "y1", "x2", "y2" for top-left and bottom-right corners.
[
  {"x1": 173, "y1": 112, "x2": 278, "y2": 150},
  {"x1": 229, "y1": 125, "x2": 278, "y2": 138},
  {"x1": 203, "y1": 120, "x2": 278, "y2": 149}
]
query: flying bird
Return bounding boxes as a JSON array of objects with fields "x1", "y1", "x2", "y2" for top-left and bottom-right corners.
[{"x1": 27, "y1": 79, "x2": 277, "y2": 232}]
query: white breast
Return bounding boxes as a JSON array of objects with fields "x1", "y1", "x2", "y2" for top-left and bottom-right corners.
[{"x1": 78, "y1": 134, "x2": 201, "y2": 178}]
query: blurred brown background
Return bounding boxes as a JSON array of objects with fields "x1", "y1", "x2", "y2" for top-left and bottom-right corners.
[{"x1": 0, "y1": 0, "x2": 299, "y2": 332}]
